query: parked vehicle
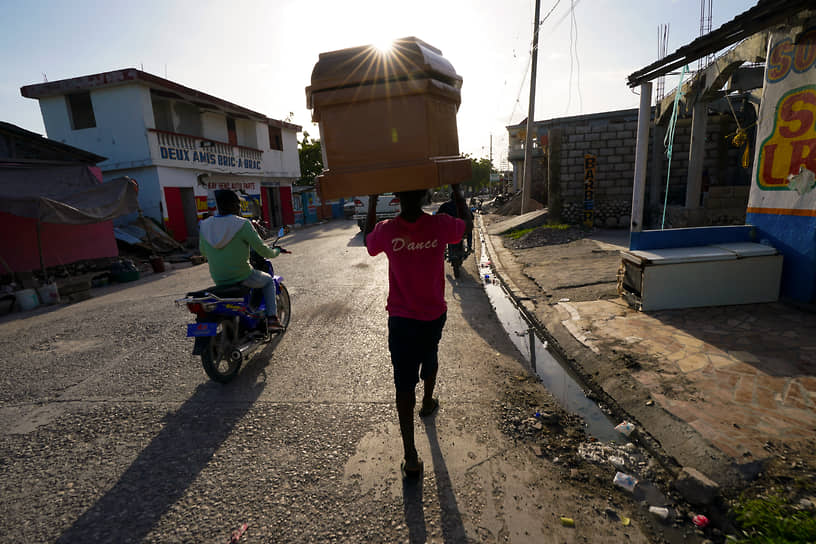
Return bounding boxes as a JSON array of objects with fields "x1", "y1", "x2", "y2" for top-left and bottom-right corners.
[
  {"x1": 250, "y1": 218, "x2": 273, "y2": 239},
  {"x1": 177, "y1": 227, "x2": 291, "y2": 383},
  {"x1": 352, "y1": 193, "x2": 400, "y2": 230},
  {"x1": 343, "y1": 199, "x2": 356, "y2": 219}
]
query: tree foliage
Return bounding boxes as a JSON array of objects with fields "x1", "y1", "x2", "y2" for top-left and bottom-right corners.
[
  {"x1": 297, "y1": 131, "x2": 323, "y2": 186},
  {"x1": 470, "y1": 156, "x2": 494, "y2": 186},
  {"x1": 464, "y1": 155, "x2": 495, "y2": 192}
]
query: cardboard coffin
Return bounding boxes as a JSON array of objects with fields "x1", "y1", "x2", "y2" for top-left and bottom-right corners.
[{"x1": 306, "y1": 37, "x2": 471, "y2": 199}]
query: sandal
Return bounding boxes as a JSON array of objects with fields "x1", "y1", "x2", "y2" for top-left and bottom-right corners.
[
  {"x1": 419, "y1": 398, "x2": 439, "y2": 418},
  {"x1": 400, "y1": 457, "x2": 424, "y2": 480},
  {"x1": 267, "y1": 316, "x2": 285, "y2": 331}
]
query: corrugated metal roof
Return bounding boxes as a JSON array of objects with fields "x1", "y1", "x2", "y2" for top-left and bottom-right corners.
[
  {"x1": 627, "y1": 0, "x2": 814, "y2": 87},
  {"x1": 0, "y1": 122, "x2": 107, "y2": 164}
]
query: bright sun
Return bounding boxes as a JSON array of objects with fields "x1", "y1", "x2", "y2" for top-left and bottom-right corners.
[{"x1": 373, "y1": 38, "x2": 394, "y2": 54}]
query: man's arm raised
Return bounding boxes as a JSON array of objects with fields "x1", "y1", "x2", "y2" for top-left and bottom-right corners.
[{"x1": 363, "y1": 194, "x2": 379, "y2": 248}]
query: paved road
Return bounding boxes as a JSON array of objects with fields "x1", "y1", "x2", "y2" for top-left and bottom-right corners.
[{"x1": 0, "y1": 220, "x2": 652, "y2": 543}]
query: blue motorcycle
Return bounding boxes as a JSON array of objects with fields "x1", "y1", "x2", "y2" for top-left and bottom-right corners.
[{"x1": 178, "y1": 227, "x2": 291, "y2": 383}]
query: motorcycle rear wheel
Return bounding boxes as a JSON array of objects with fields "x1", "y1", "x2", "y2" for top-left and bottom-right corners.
[
  {"x1": 276, "y1": 284, "x2": 291, "y2": 329},
  {"x1": 201, "y1": 320, "x2": 241, "y2": 383}
]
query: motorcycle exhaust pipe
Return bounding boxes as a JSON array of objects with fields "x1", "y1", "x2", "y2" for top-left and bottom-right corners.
[{"x1": 229, "y1": 339, "x2": 258, "y2": 363}]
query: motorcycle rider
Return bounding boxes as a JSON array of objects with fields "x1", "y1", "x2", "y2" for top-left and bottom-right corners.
[
  {"x1": 199, "y1": 189, "x2": 284, "y2": 333},
  {"x1": 437, "y1": 190, "x2": 474, "y2": 253}
]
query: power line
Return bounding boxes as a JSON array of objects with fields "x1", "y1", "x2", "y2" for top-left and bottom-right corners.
[
  {"x1": 507, "y1": 0, "x2": 583, "y2": 124},
  {"x1": 565, "y1": 0, "x2": 582, "y2": 114},
  {"x1": 539, "y1": 0, "x2": 562, "y2": 26},
  {"x1": 508, "y1": 0, "x2": 564, "y2": 124}
]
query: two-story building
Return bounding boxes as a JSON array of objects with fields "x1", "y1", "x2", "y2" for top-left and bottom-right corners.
[{"x1": 21, "y1": 68, "x2": 301, "y2": 243}]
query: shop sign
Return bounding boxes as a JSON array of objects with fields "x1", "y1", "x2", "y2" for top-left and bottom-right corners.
[
  {"x1": 583, "y1": 154, "x2": 596, "y2": 227},
  {"x1": 159, "y1": 146, "x2": 262, "y2": 170},
  {"x1": 206, "y1": 181, "x2": 258, "y2": 192},
  {"x1": 750, "y1": 27, "x2": 816, "y2": 214}
]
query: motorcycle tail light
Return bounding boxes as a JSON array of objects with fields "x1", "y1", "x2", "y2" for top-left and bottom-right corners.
[
  {"x1": 187, "y1": 303, "x2": 203, "y2": 315},
  {"x1": 389, "y1": 197, "x2": 400, "y2": 206}
]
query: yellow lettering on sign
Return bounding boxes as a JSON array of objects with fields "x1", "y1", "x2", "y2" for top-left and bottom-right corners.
[{"x1": 757, "y1": 87, "x2": 816, "y2": 190}]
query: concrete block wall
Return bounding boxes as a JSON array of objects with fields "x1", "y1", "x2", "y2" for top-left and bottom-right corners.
[
  {"x1": 555, "y1": 112, "x2": 640, "y2": 227},
  {"x1": 545, "y1": 110, "x2": 750, "y2": 228}
]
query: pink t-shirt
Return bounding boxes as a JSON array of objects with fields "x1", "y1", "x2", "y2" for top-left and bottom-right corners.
[{"x1": 367, "y1": 213, "x2": 465, "y2": 321}]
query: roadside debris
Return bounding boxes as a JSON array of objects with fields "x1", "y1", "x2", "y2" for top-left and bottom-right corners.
[
  {"x1": 692, "y1": 514, "x2": 710, "y2": 528},
  {"x1": 648, "y1": 505, "x2": 669, "y2": 520},
  {"x1": 614, "y1": 421, "x2": 636, "y2": 436},
  {"x1": 613, "y1": 471, "x2": 638, "y2": 492},
  {"x1": 228, "y1": 522, "x2": 248, "y2": 543}
]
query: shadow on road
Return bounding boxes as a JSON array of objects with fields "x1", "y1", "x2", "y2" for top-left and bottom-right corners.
[
  {"x1": 402, "y1": 477, "x2": 427, "y2": 544},
  {"x1": 401, "y1": 417, "x2": 468, "y2": 544},
  {"x1": 446, "y1": 252, "x2": 525, "y2": 368},
  {"x1": 347, "y1": 228, "x2": 365, "y2": 247},
  {"x1": 56, "y1": 336, "x2": 283, "y2": 543},
  {"x1": 423, "y1": 418, "x2": 468, "y2": 543}
]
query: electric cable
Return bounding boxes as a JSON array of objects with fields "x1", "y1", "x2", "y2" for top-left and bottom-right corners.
[
  {"x1": 572, "y1": 0, "x2": 582, "y2": 112},
  {"x1": 662, "y1": 64, "x2": 689, "y2": 230}
]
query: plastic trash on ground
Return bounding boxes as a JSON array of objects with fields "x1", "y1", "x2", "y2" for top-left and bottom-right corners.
[
  {"x1": 560, "y1": 517, "x2": 575, "y2": 527},
  {"x1": 615, "y1": 421, "x2": 636, "y2": 436},
  {"x1": 613, "y1": 471, "x2": 637, "y2": 492},
  {"x1": 692, "y1": 514, "x2": 709, "y2": 528},
  {"x1": 649, "y1": 506, "x2": 669, "y2": 520}
]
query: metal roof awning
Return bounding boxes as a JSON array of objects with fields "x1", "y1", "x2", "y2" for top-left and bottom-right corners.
[{"x1": 627, "y1": 0, "x2": 815, "y2": 87}]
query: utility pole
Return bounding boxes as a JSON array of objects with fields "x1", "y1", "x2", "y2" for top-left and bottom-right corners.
[
  {"x1": 521, "y1": 0, "x2": 541, "y2": 215},
  {"x1": 489, "y1": 134, "x2": 493, "y2": 192}
]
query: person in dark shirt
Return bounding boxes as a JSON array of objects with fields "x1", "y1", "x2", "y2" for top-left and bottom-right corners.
[{"x1": 436, "y1": 191, "x2": 473, "y2": 253}]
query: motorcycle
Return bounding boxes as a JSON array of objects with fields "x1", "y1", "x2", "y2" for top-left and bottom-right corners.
[
  {"x1": 250, "y1": 218, "x2": 273, "y2": 239},
  {"x1": 177, "y1": 227, "x2": 291, "y2": 383},
  {"x1": 446, "y1": 239, "x2": 467, "y2": 279}
]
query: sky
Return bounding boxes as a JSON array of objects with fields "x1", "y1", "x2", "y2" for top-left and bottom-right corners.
[{"x1": 1, "y1": 0, "x2": 758, "y2": 169}]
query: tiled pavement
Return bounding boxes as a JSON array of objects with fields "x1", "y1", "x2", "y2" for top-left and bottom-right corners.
[
  {"x1": 558, "y1": 299, "x2": 816, "y2": 461},
  {"x1": 481, "y1": 212, "x2": 816, "y2": 475}
]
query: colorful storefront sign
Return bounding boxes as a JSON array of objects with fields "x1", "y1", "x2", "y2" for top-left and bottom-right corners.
[{"x1": 747, "y1": 26, "x2": 816, "y2": 302}]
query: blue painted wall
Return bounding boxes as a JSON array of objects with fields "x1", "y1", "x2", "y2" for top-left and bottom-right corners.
[
  {"x1": 629, "y1": 226, "x2": 756, "y2": 250},
  {"x1": 747, "y1": 213, "x2": 816, "y2": 303}
]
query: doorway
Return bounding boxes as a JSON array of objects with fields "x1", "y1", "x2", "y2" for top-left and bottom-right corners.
[{"x1": 163, "y1": 187, "x2": 199, "y2": 244}]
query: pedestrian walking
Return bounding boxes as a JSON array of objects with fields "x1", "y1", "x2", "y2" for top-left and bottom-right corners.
[{"x1": 364, "y1": 185, "x2": 471, "y2": 478}]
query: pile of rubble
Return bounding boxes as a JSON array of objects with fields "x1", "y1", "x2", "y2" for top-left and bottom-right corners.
[{"x1": 483, "y1": 192, "x2": 544, "y2": 216}]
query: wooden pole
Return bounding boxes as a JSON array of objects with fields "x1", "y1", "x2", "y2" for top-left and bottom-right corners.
[{"x1": 521, "y1": 0, "x2": 541, "y2": 215}]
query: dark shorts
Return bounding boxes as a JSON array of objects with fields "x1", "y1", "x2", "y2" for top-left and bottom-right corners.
[{"x1": 388, "y1": 313, "x2": 447, "y2": 393}]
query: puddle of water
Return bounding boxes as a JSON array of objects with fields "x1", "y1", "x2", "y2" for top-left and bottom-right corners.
[
  {"x1": 476, "y1": 226, "x2": 685, "y2": 536},
  {"x1": 478, "y1": 242, "x2": 623, "y2": 443}
]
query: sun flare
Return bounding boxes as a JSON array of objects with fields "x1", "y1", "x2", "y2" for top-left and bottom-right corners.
[{"x1": 373, "y1": 39, "x2": 394, "y2": 54}]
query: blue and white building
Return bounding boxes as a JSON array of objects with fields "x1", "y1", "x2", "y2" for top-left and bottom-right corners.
[{"x1": 21, "y1": 68, "x2": 301, "y2": 243}]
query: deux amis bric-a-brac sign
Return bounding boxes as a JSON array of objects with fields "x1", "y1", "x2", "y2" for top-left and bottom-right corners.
[{"x1": 749, "y1": 26, "x2": 816, "y2": 216}]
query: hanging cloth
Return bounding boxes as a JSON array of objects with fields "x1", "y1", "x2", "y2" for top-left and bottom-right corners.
[
  {"x1": 661, "y1": 64, "x2": 689, "y2": 230},
  {"x1": 724, "y1": 94, "x2": 756, "y2": 169}
]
